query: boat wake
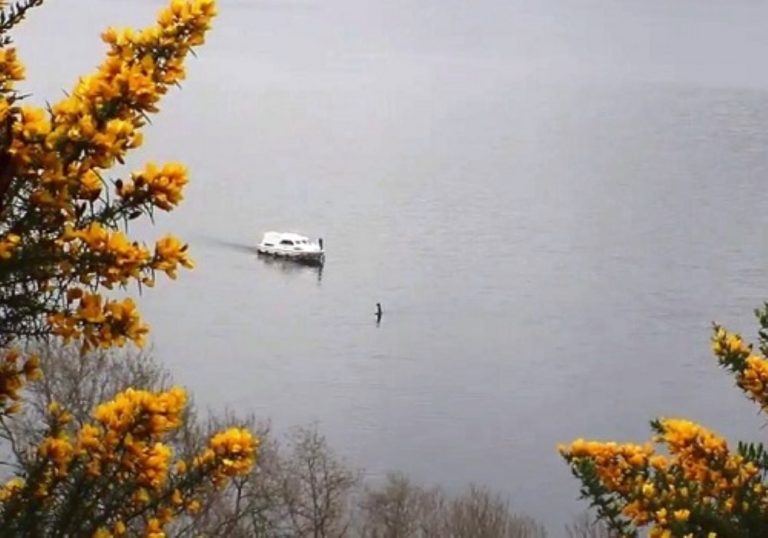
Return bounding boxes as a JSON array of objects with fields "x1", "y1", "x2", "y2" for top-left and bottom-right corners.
[
  {"x1": 194, "y1": 235, "x2": 258, "y2": 255},
  {"x1": 257, "y1": 252, "x2": 323, "y2": 282}
]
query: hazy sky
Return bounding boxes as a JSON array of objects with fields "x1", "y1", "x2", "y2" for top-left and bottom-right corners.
[{"x1": 15, "y1": 0, "x2": 768, "y2": 100}]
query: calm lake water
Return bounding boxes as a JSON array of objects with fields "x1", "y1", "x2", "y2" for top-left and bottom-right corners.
[{"x1": 17, "y1": 0, "x2": 768, "y2": 533}]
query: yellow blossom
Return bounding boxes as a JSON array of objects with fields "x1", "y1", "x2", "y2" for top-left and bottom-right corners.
[
  {"x1": 0, "y1": 477, "x2": 24, "y2": 502},
  {"x1": 0, "y1": 233, "x2": 20, "y2": 259},
  {"x1": 119, "y1": 162, "x2": 189, "y2": 211},
  {"x1": 153, "y1": 234, "x2": 194, "y2": 278},
  {"x1": 673, "y1": 509, "x2": 690, "y2": 522},
  {"x1": 0, "y1": 46, "x2": 25, "y2": 84},
  {"x1": 642, "y1": 482, "x2": 655, "y2": 498},
  {"x1": 114, "y1": 521, "x2": 127, "y2": 536},
  {"x1": 79, "y1": 169, "x2": 103, "y2": 200}
]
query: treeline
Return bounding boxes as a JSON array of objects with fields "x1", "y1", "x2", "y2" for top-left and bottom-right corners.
[{"x1": 1, "y1": 343, "x2": 610, "y2": 537}]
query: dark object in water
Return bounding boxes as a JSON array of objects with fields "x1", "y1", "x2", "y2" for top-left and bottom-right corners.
[{"x1": 375, "y1": 302, "x2": 382, "y2": 324}]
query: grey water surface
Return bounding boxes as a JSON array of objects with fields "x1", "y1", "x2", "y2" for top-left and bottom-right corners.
[{"x1": 16, "y1": 0, "x2": 768, "y2": 532}]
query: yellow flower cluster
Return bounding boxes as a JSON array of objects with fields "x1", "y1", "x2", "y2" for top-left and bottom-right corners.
[
  {"x1": 38, "y1": 435, "x2": 74, "y2": 476},
  {"x1": 49, "y1": 294, "x2": 149, "y2": 350},
  {"x1": 92, "y1": 386, "x2": 186, "y2": 437},
  {"x1": 153, "y1": 235, "x2": 194, "y2": 279},
  {"x1": 648, "y1": 524, "x2": 718, "y2": 538},
  {"x1": 657, "y1": 419, "x2": 759, "y2": 496},
  {"x1": 562, "y1": 441, "x2": 660, "y2": 529},
  {"x1": 0, "y1": 349, "x2": 41, "y2": 413},
  {"x1": 0, "y1": 46, "x2": 25, "y2": 92},
  {"x1": 0, "y1": 477, "x2": 24, "y2": 503},
  {"x1": 5, "y1": 386, "x2": 257, "y2": 536},
  {"x1": 564, "y1": 438, "x2": 653, "y2": 495},
  {"x1": 562, "y1": 417, "x2": 767, "y2": 536},
  {"x1": 711, "y1": 325, "x2": 768, "y2": 413},
  {"x1": 61, "y1": 223, "x2": 152, "y2": 287},
  {"x1": 15, "y1": 106, "x2": 51, "y2": 141},
  {"x1": 712, "y1": 327, "x2": 751, "y2": 363},
  {"x1": 118, "y1": 162, "x2": 189, "y2": 211},
  {"x1": 198, "y1": 427, "x2": 258, "y2": 485},
  {"x1": 0, "y1": 233, "x2": 20, "y2": 259},
  {"x1": 55, "y1": 221, "x2": 194, "y2": 286},
  {"x1": 80, "y1": 169, "x2": 103, "y2": 200},
  {"x1": 9, "y1": 105, "x2": 53, "y2": 172},
  {"x1": 737, "y1": 355, "x2": 768, "y2": 411},
  {"x1": 658, "y1": 418, "x2": 728, "y2": 458},
  {"x1": 42, "y1": 220, "x2": 193, "y2": 347}
]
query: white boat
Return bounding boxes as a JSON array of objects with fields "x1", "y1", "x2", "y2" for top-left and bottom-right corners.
[{"x1": 257, "y1": 232, "x2": 325, "y2": 265}]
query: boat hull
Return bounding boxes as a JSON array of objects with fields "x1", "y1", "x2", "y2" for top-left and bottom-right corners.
[{"x1": 256, "y1": 248, "x2": 325, "y2": 266}]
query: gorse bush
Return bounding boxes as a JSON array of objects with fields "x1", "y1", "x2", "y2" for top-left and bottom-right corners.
[
  {"x1": 0, "y1": 0, "x2": 206, "y2": 349},
  {"x1": 1, "y1": 342, "x2": 265, "y2": 537},
  {"x1": 0, "y1": 376, "x2": 255, "y2": 536},
  {"x1": 561, "y1": 304, "x2": 768, "y2": 537},
  {"x1": 0, "y1": 1, "x2": 258, "y2": 535}
]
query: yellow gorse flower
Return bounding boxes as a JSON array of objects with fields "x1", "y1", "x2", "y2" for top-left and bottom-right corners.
[
  {"x1": 210, "y1": 427, "x2": 257, "y2": 473},
  {"x1": 153, "y1": 235, "x2": 194, "y2": 279},
  {"x1": 92, "y1": 386, "x2": 186, "y2": 436},
  {"x1": 0, "y1": 349, "x2": 42, "y2": 413},
  {"x1": 0, "y1": 477, "x2": 24, "y2": 502},
  {"x1": 673, "y1": 509, "x2": 690, "y2": 522},
  {"x1": 191, "y1": 427, "x2": 258, "y2": 487},
  {"x1": 0, "y1": 233, "x2": 20, "y2": 259},
  {"x1": 712, "y1": 327, "x2": 750, "y2": 357},
  {"x1": 119, "y1": 162, "x2": 189, "y2": 211},
  {"x1": 0, "y1": 46, "x2": 24, "y2": 88},
  {"x1": 50, "y1": 294, "x2": 149, "y2": 350},
  {"x1": 736, "y1": 354, "x2": 768, "y2": 411}
]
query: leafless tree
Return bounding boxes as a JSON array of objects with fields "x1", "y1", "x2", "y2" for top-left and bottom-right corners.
[
  {"x1": 11, "y1": 342, "x2": 170, "y2": 437},
  {"x1": 269, "y1": 425, "x2": 361, "y2": 537},
  {"x1": 359, "y1": 476, "x2": 546, "y2": 538},
  {"x1": 2, "y1": 342, "x2": 555, "y2": 537},
  {"x1": 170, "y1": 411, "x2": 277, "y2": 538},
  {"x1": 358, "y1": 472, "x2": 445, "y2": 538},
  {"x1": 180, "y1": 423, "x2": 361, "y2": 537},
  {"x1": 0, "y1": 342, "x2": 177, "y2": 475},
  {"x1": 565, "y1": 512, "x2": 616, "y2": 538},
  {"x1": 444, "y1": 485, "x2": 546, "y2": 538}
]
